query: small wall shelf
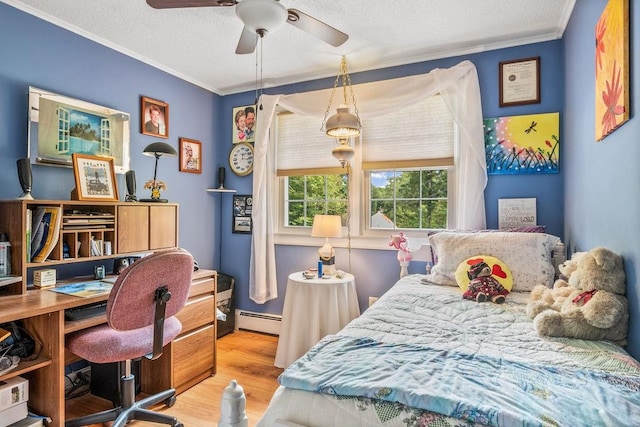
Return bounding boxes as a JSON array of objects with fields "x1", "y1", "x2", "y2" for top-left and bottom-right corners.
[{"x1": 206, "y1": 187, "x2": 237, "y2": 193}]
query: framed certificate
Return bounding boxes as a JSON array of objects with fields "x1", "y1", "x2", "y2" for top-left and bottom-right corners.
[{"x1": 499, "y1": 57, "x2": 540, "y2": 107}]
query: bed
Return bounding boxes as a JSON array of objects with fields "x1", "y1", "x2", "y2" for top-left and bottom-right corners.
[{"x1": 256, "y1": 231, "x2": 640, "y2": 427}]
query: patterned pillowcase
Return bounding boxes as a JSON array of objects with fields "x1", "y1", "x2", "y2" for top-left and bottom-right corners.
[
  {"x1": 425, "y1": 231, "x2": 560, "y2": 292},
  {"x1": 425, "y1": 226, "x2": 547, "y2": 265}
]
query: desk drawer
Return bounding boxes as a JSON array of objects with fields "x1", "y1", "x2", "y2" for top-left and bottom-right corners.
[
  {"x1": 176, "y1": 294, "x2": 214, "y2": 333},
  {"x1": 173, "y1": 324, "x2": 215, "y2": 390},
  {"x1": 189, "y1": 277, "x2": 215, "y2": 297}
]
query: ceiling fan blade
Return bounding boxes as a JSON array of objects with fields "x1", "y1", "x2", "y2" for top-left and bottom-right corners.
[
  {"x1": 236, "y1": 26, "x2": 258, "y2": 54},
  {"x1": 146, "y1": 0, "x2": 235, "y2": 9},
  {"x1": 286, "y1": 8, "x2": 348, "y2": 47}
]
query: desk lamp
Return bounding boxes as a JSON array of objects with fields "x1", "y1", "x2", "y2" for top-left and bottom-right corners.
[
  {"x1": 311, "y1": 214, "x2": 342, "y2": 275},
  {"x1": 140, "y1": 142, "x2": 177, "y2": 203}
]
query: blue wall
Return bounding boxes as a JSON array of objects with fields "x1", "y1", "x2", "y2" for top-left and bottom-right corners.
[
  {"x1": 222, "y1": 42, "x2": 565, "y2": 315},
  {"x1": 0, "y1": 3, "x2": 222, "y2": 270},
  {"x1": 563, "y1": 1, "x2": 640, "y2": 359}
]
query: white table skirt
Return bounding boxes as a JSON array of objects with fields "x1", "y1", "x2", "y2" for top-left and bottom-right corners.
[{"x1": 274, "y1": 271, "x2": 360, "y2": 368}]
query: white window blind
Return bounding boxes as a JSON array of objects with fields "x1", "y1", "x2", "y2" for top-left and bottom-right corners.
[
  {"x1": 276, "y1": 112, "x2": 345, "y2": 176},
  {"x1": 362, "y1": 95, "x2": 454, "y2": 170}
]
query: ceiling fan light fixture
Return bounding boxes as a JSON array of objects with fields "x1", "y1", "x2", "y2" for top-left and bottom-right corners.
[{"x1": 236, "y1": 0, "x2": 287, "y2": 34}]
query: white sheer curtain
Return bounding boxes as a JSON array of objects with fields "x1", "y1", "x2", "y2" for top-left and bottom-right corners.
[{"x1": 250, "y1": 60, "x2": 487, "y2": 303}]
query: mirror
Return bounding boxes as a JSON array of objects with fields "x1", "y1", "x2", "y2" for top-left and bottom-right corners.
[{"x1": 27, "y1": 86, "x2": 130, "y2": 174}]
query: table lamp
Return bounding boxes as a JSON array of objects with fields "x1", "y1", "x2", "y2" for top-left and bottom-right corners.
[
  {"x1": 311, "y1": 214, "x2": 342, "y2": 275},
  {"x1": 140, "y1": 142, "x2": 177, "y2": 202}
]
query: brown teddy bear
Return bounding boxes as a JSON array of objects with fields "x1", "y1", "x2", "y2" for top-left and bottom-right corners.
[
  {"x1": 526, "y1": 252, "x2": 586, "y2": 319},
  {"x1": 462, "y1": 261, "x2": 509, "y2": 303},
  {"x1": 532, "y1": 247, "x2": 628, "y2": 345}
]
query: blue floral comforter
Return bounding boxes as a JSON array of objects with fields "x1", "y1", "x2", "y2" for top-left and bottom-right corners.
[{"x1": 278, "y1": 275, "x2": 640, "y2": 426}]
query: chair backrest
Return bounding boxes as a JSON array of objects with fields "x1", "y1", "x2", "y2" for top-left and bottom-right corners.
[{"x1": 107, "y1": 248, "x2": 193, "y2": 331}]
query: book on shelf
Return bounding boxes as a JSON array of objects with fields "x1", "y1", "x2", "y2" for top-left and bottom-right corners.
[
  {"x1": 25, "y1": 209, "x2": 32, "y2": 263},
  {"x1": 90, "y1": 238, "x2": 103, "y2": 256},
  {"x1": 31, "y1": 206, "x2": 62, "y2": 263}
]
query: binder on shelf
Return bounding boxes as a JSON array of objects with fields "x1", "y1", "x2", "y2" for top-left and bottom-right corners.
[
  {"x1": 30, "y1": 208, "x2": 46, "y2": 259},
  {"x1": 31, "y1": 207, "x2": 62, "y2": 263}
]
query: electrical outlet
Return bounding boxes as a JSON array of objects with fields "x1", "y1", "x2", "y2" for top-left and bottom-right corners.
[{"x1": 368, "y1": 296, "x2": 379, "y2": 307}]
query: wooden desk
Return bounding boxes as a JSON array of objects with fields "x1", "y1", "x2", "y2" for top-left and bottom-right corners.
[{"x1": 0, "y1": 268, "x2": 216, "y2": 427}]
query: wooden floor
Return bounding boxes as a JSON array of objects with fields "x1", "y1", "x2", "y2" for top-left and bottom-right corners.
[{"x1": 65, "y1": 330, "x2": 283, "y2": 426}]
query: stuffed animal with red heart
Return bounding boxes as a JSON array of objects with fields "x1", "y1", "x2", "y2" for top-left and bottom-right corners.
[{"x1": 463, "y1": 260, "x2": 510, "y2": 303}]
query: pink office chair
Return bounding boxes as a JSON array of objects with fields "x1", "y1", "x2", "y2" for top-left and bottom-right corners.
[{"x1": 65, "y1": 248, "x2": 194, "y2": 427}]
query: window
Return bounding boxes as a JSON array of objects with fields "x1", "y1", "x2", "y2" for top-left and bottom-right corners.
[
  {"x1": 285, "y1": 174, "x2": 348, "y2": 227},
  {"x1": 276, "y1": 95, "x2": 454, "y2": 239},
  {"x1": 370, "y1": 169, "x2": 448, "y2": 230}
]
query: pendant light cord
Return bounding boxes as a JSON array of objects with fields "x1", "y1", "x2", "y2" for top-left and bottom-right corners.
[{"x1": 347, "y1": 163, "x2": 352, "y2": 273}]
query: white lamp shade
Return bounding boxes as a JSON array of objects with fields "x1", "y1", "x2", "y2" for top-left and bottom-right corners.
[
  {"x1": 325, "y1": 107, "x2": 361, "y2": 138},
  {"x1": 236, "y1": 0, "x2": 287, "y2": 34},
  {"x1": 311, "y1": 215, "x2": 342, "y2": 238}
]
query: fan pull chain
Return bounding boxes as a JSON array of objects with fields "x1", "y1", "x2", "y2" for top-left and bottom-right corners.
[
  {"x1": 259, "y1": 35, "x2": 263, "y2": 110},
  {"x1": 254, "y1": 33, "x2": 264, "y2": 111}
]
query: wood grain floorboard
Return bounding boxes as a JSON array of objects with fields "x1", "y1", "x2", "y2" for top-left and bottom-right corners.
[{"x1": 65, "y1": 330, "x2": 283, "y2": 426}]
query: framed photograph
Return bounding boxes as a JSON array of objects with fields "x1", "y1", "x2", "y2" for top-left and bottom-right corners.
[
  {"x1": 232, "y1": 104, "x2": 256, "y2": 144},
  {"x1": 232, "y1": 194, "x2": 253, "y2": 234},
  {"x1": 179, "y1": 137, "x2": 202, "y2": 174},
  {"x1": 499, "y1": 57, "x2": 540, "y2": 107},
  {"x1": 141, "y1": 96, "x2": 169, "y2": 138},
  {"x1": 71, "y1": 153, "x2": 119, "y2": 201}
]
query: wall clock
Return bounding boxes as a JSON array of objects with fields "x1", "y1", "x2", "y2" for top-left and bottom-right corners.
[{"x1": 229, "y1": 141, "x2": 254, "y2": 176}]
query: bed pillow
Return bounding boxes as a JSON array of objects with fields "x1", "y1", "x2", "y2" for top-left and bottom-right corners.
[
  {"x1": 455, "y1": 255, "x2": 513, "y2": 292},
  {"x1": 425, "y1": 226, "x2": 547, "y2": 266},
  {"x1": 426, "y1": 231, "x2": 559, "y2": 291}
]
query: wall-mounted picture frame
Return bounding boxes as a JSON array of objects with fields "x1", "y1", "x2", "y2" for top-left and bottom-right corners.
[
  {"x1": 499, "y1": 57, "x2": 540, "y2": 107},
  {"x1": 27, "y1": 86, "x2": 131, "y2": 174},
  {"x1": 141, "y1": 96, "x2": 169, "y2": 138},
  {"x1": 71, "y1": 153, "x2": 119, "y2": 201},
  {"x1": 232, "y1": 104, "x2": 256, "y2": 144},
  {"x1": 232, "y1": 194, "x2": 253, "y2": 234},
  {"x1": 179, "y1": 137, "x2": 202, "y2": 174},
  {"x1": 483, "y1": 112, "x2": 559, "y2": 175},
  {"x1": 595, "y1": 0, "x2": 629, "y2": 141}
]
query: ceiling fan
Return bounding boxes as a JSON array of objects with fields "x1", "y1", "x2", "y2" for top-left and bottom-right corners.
[{"x1": 146, "y1": 0, "x2": 349, "y2": 54}]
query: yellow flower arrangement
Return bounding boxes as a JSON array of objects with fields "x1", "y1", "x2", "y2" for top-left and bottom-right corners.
[{"x1": 144, "y1": 179, "x2": 167, "y2": 200}]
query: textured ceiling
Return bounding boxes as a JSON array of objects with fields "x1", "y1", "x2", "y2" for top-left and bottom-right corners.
[{"x1": 4, "y1": 0, "x2": 576, "y2": 95}]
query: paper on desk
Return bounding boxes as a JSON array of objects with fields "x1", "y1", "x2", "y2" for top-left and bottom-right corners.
[{"x1": 48, "y1": 281, "x2": 112, "y2": 298}]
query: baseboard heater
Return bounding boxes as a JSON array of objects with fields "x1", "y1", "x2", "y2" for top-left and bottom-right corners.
[{"x1": 235, "y1": 310, "x2": 281, "y2": 336}]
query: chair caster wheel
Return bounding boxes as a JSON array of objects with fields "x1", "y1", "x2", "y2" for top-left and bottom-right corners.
[
  {"x1": 165, "y1": 395, "x2": 177, "y2": 407},
  {"x1": 175, "y1": 423, "x2": 184, "y2": 427}
]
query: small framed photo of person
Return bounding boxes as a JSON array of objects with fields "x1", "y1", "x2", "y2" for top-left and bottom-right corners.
[
  {"x1": 179, "y1": 137, "x2": 202, "y2": 174},
  {"x1": 232, "y1": 104, "x2": 256, "y2": 144},
  {"x1": 141, "y1": 96, "x2": 169, "y2": 138}
]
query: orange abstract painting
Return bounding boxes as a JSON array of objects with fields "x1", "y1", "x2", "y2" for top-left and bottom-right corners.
[{"x1": 595, "y1": 0, "x2": 629, "y2": 141}]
